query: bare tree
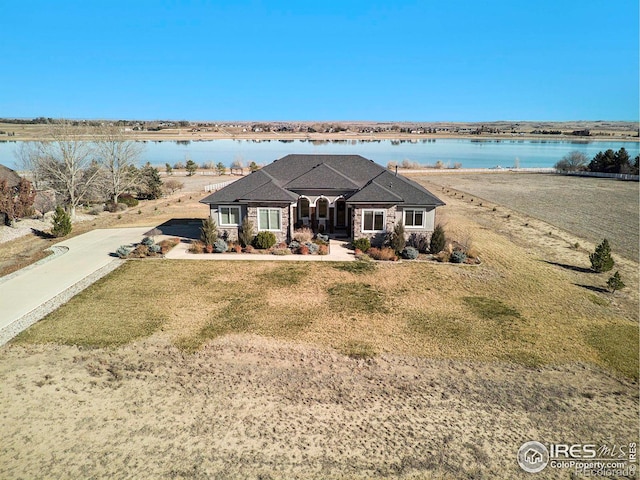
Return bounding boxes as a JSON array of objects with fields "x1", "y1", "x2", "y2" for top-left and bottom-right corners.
[
  {"x1": 33, "y1": 121, "x2": 101, "y2": 218},
  {"x1": 14, "y1": 142, "x2": 41, "y2": 188},
  {"x1": 94, "y1": 125, "x2": 144, "y2": 205},
  {"x1": 555, "y1": 151, "x2": 588, "y2": 172}
]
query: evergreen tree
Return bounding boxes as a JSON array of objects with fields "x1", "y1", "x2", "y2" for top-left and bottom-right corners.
[
  {"x1": 185, "y1": 159, "x2": 197, "y2": 176},
  {"x1": 589, "y1": 239, "x2": 614, "y2": 273},
  {"x1": 51, "y1": 205, "x2": 72, "y2": 237},
  {"x1": 139, "y1": 163, "x2": 163, "y2": 199},
  {"x1": 200, "y1": 217, "x2": 218, "y2": 247},
  {"x1": 430, "y1": 224, "x2": 446, "y2": 254},
  {"x1": 238, "y1": 216, "x2": 254, "y2": 247},
  {"x1": 389, "y1": 222, "x2": 406, "y2": 254},
  {"x1": 606, "y1": 271, "x2": 625, "y2": 293}
]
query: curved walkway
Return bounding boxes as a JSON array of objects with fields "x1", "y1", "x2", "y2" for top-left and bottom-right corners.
[{"x1": 0, "y1": 227, "x2": 152, "y2": 346}]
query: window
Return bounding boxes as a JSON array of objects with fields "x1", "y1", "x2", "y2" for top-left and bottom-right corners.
[
  {"x1": 258, "y1": 208, "x2": 281, "y2": 231},
  {"x1": 404, "y1": 209, "x2": 425, "y2": 228},
  {"x1": 317, "y1": 198, "x2": 328, "y2": 218},
  {"x1": 362, "y1": 209, "x2": 385, "y2": 232},
  {"x1": 218, "y1": 206, "x2": 241, "y2": 226},
  {"x1": 299, "y1": 198, "x2": 310, "y2": 217}
]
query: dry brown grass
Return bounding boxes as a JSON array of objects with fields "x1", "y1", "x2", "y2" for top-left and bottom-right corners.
[
  {"x1": 15, "y1": 215, "x2": 639, "y2": 379},
  {"x1": 413, "y1": 172, "x2": 640, "y2": 260}
]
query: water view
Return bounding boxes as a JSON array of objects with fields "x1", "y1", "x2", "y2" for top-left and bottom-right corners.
[{"x1": 1, "y1": 138, "x2": 638, "y2": 170}]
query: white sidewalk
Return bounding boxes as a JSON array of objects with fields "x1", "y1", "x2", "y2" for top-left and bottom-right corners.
[{"x1": 165, "y1": 238, "x2": 356, "y2": 262}]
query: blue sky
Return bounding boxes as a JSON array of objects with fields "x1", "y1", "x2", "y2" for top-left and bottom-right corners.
[{"x1": 1, "y1": 0, "x2": 638, "y2": 121}]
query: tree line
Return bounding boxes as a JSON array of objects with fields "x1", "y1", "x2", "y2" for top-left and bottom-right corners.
[
  {"x1": 14, "y1": 121, "x2": 162, "y2": 219},
  {"x1": 555, "y1": 147, "x2": 639, "y2": 175}
]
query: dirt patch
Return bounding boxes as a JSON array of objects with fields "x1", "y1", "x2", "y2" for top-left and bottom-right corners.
[{"x1": 0, "y1": 337, "x2": 636, "y2": 479}]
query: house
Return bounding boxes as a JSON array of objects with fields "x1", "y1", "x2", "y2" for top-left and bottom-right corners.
[{"x1": 200, "y1": 154, "x2": 444, "y2": 245}]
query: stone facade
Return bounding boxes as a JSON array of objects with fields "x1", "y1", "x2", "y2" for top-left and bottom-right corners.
[
  {"x1": 246, "y1": 203, "x2": 291, "y2": 244},
  {"x1": 352, "y1": 205, "x2": 397, "y2": 247}
]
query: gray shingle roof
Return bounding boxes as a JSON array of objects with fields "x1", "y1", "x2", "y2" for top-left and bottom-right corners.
[
  {"x1": 201, "y1": 154, "x2": 444, "y2": 207},
  {"x1": 284, "y1": 162, "x2": 360, "y2": 191}
]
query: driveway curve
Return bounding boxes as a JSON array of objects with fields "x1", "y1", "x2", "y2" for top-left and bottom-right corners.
[{"x1": 0, "y1": 227, "x2": 152, "y2": 345}]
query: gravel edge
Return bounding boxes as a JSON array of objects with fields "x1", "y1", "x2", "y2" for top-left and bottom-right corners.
[
  {"x1": 0, "y1": 259, "x2": 124, "y2": 346},
  {"x1": 0, "y1": 246, "x2": 70, "y2": 286}
]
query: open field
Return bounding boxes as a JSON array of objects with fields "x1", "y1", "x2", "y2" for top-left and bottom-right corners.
[
  {"x1": 1, "y1": 172, "x2": 638, "y2": 478},
  {"x1": 1, "y1": 337, "x2": 637, "y2": 479},
  {"x1": 411, "y1": 172, "x2": 640, "y2": 261}
]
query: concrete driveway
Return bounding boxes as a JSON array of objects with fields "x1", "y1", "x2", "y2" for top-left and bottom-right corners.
[{"x1": 0, "y1": 227, "x2": 152, "y2": 345}]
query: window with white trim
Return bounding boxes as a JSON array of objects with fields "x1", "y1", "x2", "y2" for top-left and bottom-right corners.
[
  {"x1": 362, "y1": 209, "x2": 385, "y2": 232},
  {"x1": 218, "y1": 206, "x2": 241, "y2": 226},
  {"x1": 317, "y1": 198, "x2": 328, "y2": 218},
  {"x1": 258, "y1": 208, "x2": 281, "y2": 231},
  {"x1": 404, "y1": 208, "x2": 425, "y2": 228}
]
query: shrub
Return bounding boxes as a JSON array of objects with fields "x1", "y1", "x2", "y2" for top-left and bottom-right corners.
[
  {"x1": 368, "y1": 247, "x2": 397, "y2": 261},
  {"x1": 318, "y1": 244, "x2": 329, "y2": 255},
  {"x1": 189, "y1": 240, "x2": 205, "y2": 254},
  {"x1": 141, "y1": 236, "x2": 154, "y2": 246},
  {"x1": 253, "y1": 231, "x2": 276, "y2": 249},
  {"x1": 149, "y1": 244, "x2": 161, "y2": 254},
  {"x1": 213, "y1": 238, "x2": 228, "y2": 253},
  {"x1": 352, "y1": 237, "x2": 371, "y2": 252},
  {"x1": 118, "y1": 194, "x2": 139, "y2": 207},
  {"x1": 430, "y1": 224, "x2": 446, "y2": 253},
  {"x1": 316, "y1": 233, "x2": 329, "y2": 243},
  {"x1": 401, "y1": 246, "x2": 419, "y2": 259},
  {"x1": 205, "y1": 244, "x2": 214, "y2": 253},
  {"x1": 407, "y1": 233, "x2": 429, "y2": 253},
  {"x1": 163, "y1": 179, "x2": 184, "y2": 194},
  {"x1": 607, "y1": 271, "x2": 625, "y2": 293},
  {"x1": 293, "y1": 227, "x2": 313, "y2": 243},
  {"x1": 304, "y1": 241, "x2": 319, "y2": 254},
  {"x1": 388, "y1": 222, "x2": 406, "y2": 253},
  {"x1": 158, "y1": 238, "x2": 180, "y2": 254},
  {"x1": 435, "y1": 251, "x2": 450, "y2": 263},
  {"x1": 233, "y1": 244, "x2": 242, "y2": 253},
  {"x1": 88, "y1": 206, "x2": 101, "y2": 215},
  {"x1": 200, "y1": 217, "x2": 218, "y2": 246},
  {"x1": 51, "y1": 206, "x2": 72, "y2": 237},
  {"x1": 116, "y1": 245, "x2": 132, "y2": 258},
  {"x1": 589, "y1": 239, "x2": 614, "y2": 273},
  {"x1": 288, "y1": 240, "x2": 301, "y2": 251},
  {"x1": 298, "y1": 245, "x2": 310, "y2": 255},
  {"x1": 132, "y1": 244, "x2": 150, "y2": 258},
  {"x1": 243, "y1": 245, "x2": 254, "y2": 253},
  {"x1": 450, "y1": 251, "x2": 467, "y2": 263},
  {"x1": 105, "y1": 202, "x2": 127, "y2": 212},
  {"x1": 272, "y1": 248, "x2": 291, "y2": 256},
  {"x1": 239, "y1": 216, "x2": 254, "y2": 247}
]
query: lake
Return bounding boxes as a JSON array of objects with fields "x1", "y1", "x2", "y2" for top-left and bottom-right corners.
[{"x1": 1, "y1": 138, "x2": 638, "y2": 170}]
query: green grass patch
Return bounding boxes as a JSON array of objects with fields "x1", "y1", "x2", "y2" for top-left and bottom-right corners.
[
  {"x1": 14, "y1": 311, "x2": 168, "y2": 348},
  {"x1": 327, "y1": 282, "x2": 388, "y2": 314},
  {"x1": 586, "y1": 324, "x2": 639, "y2": 381},
  {"x1": 462, "y1": 296, "x2": 521, "y2": 321},
  {"x1": 588, "y1": 294, "x2": 610, "y2": 307},
  {"x1": 259, "y1": 265, "x2": 309, "y2": 286},
  {"x1": 338, "y1": 341, "x2": 377, "y2": 359},
  {"x1": 13, "y1": 265, "x2": 168, "y2": 348},
  {"x1": 331, "y1": 260, "x2": 377, "y2": 275}
]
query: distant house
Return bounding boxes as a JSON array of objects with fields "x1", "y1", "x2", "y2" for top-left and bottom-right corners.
[{"x1": 201, "y1": 154, "x2": 444, "y2": 245}]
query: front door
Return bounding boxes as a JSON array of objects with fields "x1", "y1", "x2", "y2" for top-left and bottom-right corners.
[{"x1": 335, "y1": 199, "x2": 346, "y2": 227}]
